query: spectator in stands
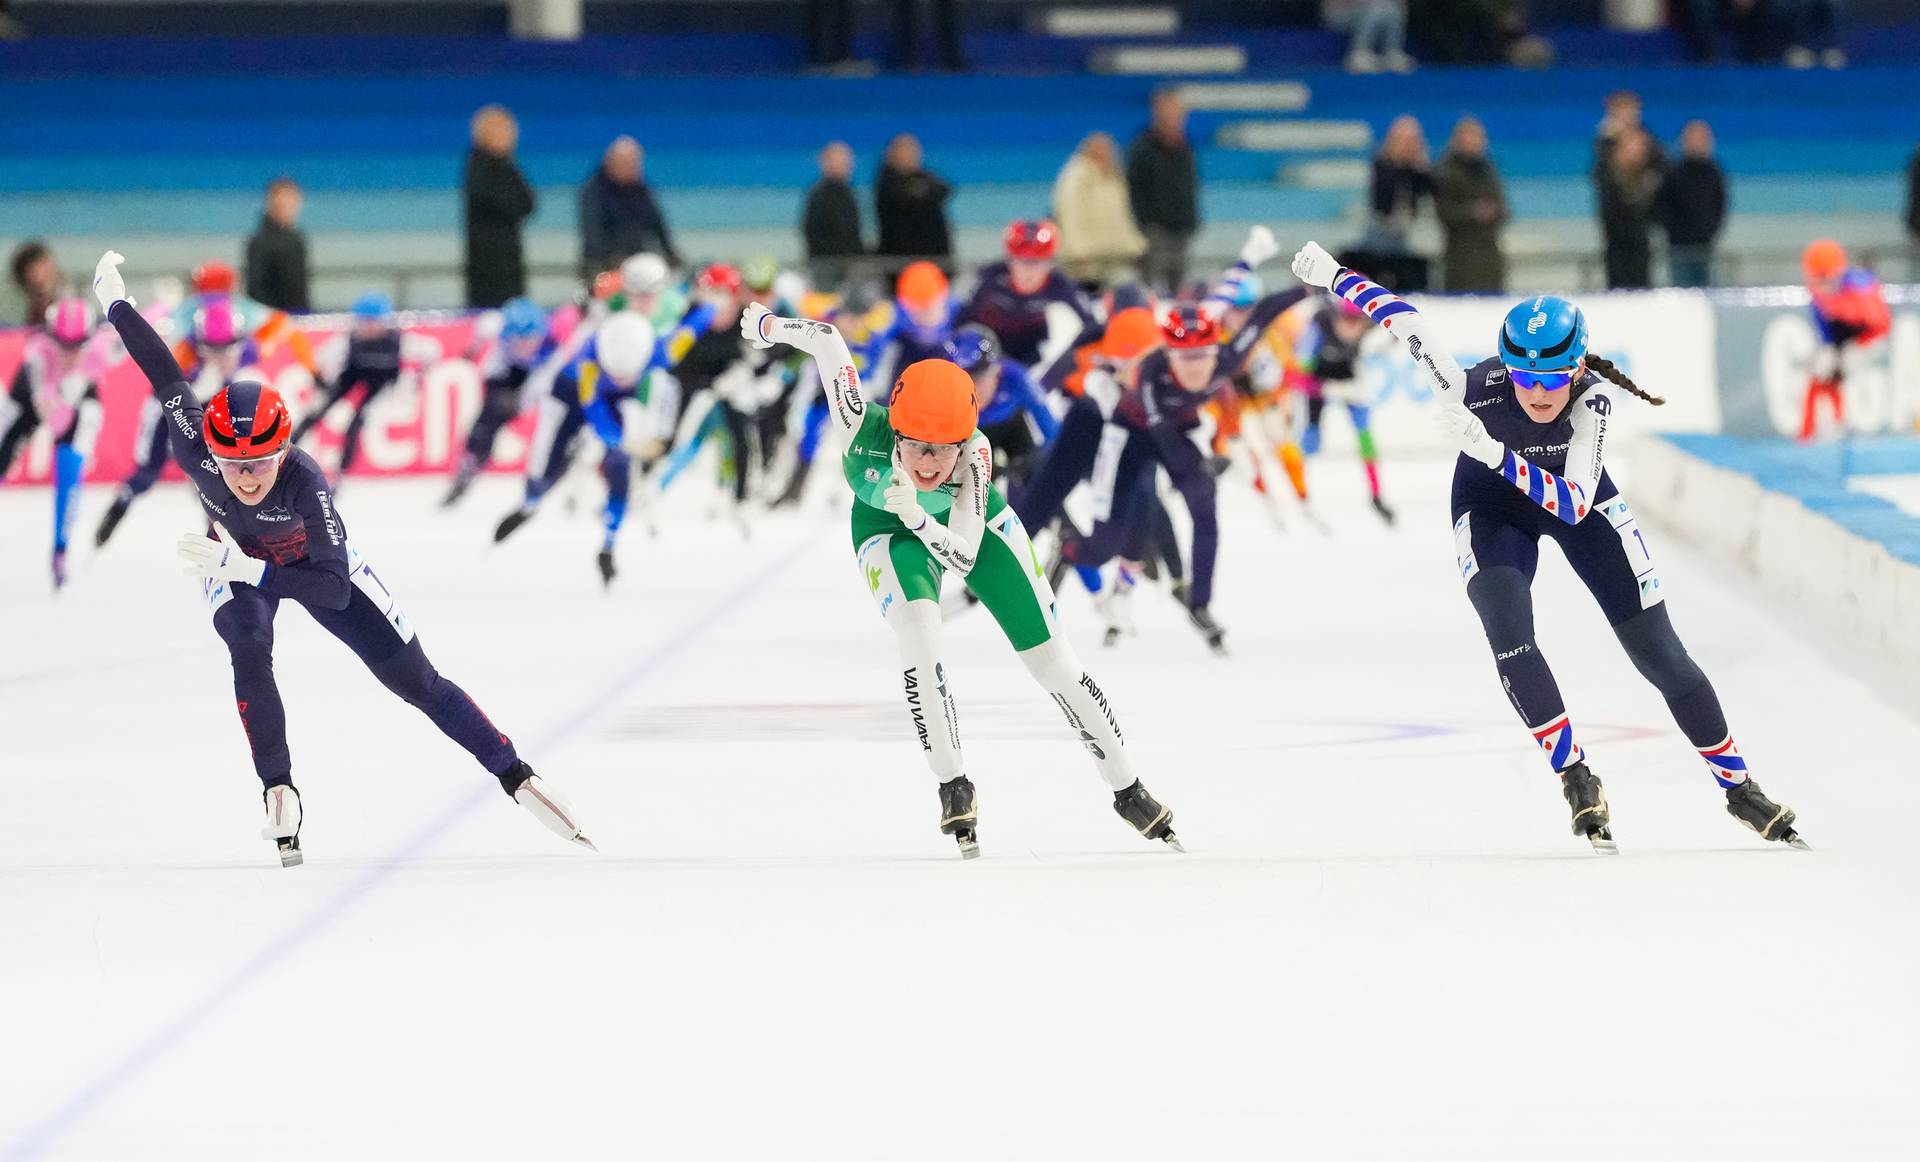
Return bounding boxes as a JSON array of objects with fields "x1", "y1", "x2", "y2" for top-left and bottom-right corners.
[
  {"x1": 9, "y1": 240, "x2": 61, "y2": 328},
  {"x1": 1783, "y1": 0, "x2": 1845, "y2": 69},
  {"x1": 1906, "y1": 145, "x2": 1920, "y2": 249},
  {"x1": 803, "y1": 141, "x2": 865, "y2": 290},
  {"x1": 892, "y1": 0, "x2": 965, "y2": 71},
  {"x1": 1127, "y1": 88, "x2": 1200, "y2": 295},
  {"x1": 1656, "y1": 121, "x2": 1729, "y2": 288},
  {"x1": 1411, "y1": 0, "x2": 1550, "y2": 67},
  {"x1": 463, "y1": 105, "x2": 536, "y2": 309},
  {"x1": 1366, "y1": 115, "x2": 1432, "y2": 256},
  {"x1": 876, "y1": 133, "x2": 953, "y2": 273},
  {"x1": 805, "y1": 0, "x2": 857, "y2": 69},
  {"x1": 1052, "y1": 132, "x2": 1147, "y2": 291},
  {"x1": 1432, "y1": 116, "x2": 1508, "y2": 292},
  {"x1": 0, "y1": 0, "x2": 24, "y2": 40},
  {"x1": 1593, "y1": 90, "x2": 1666, "y2": 178},
  {"x1": 579, "y1": 136, "x2": 680, "y2": 279},
  {"x1": 245, "y1": 176, "x2": 310, "y2": 313},
  {"x1": 1341, "y1": 1, "x2": 1415, "y2": 74},
  {"x1": 1675, "y1": 0, "x2": 1780, "y2": 65},
  {"x1": 1598, "y1": 128, "x2": 1660, "y2": 290}
]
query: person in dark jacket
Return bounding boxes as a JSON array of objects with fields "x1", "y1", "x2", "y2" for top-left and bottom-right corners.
[
  {"x1": 1598, "y1": 128, "x2": 1661, "y2": 290},
  {"x1": 1432, "y1": 116, "x2": 1508, "y2": 292},
  {"x1": 802, "y1": 141, "x2": 865, "y2": 290},
  {"x1": 1904, "y1": 145, "x2": 1920, "y2": 247},
  {"x1": 1656, "y1": 121, "x2": 1729, "y2": 288},
  {"x1": 463, "y1": 105, "x2": 537, "y2": 309},
  {"x1": 245, "y1": 177, "x2": 311, "y2": 312},
  {"x1": 1126, "y1": 89, "x2": 1199, "y2": 295},
  {"x1": 578, "y1": 136, "x2": 680, "y2": 279},
  {"x1": 875, "y1": 134, "x2": 952, "y2": 273}
]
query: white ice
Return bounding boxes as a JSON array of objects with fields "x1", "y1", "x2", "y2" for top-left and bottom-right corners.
[{"x1": 1, "y1": 453, "x2": 1915, "y2": 1161}]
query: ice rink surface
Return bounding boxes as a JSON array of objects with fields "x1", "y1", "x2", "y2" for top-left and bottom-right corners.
[{"x1": 2, "y1": 453, "x2": 1915, "y2": 1161}]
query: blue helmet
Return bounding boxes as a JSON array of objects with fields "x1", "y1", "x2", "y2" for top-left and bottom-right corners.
[
  {"x1": 944, "y1": 323, "x2": 1000, "y2": 374},
  {"x1": 352, "y1": 291, "x2": 394, "y2": 322},
  {"x1": 1212, "y1": 269, "x2": 1262, "y2": 309},
  {"x1": 500, "y1": 296, "x2": 545, "y2": 341},
  {"x1": 1499, "y1": 295, "x2": 1587, "y2": 373}
]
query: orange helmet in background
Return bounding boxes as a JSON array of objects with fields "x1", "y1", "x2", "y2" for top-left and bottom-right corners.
[
  {"x1": 889, "y1": 359, "x2": 977, "y2": 443},
  {"x1": 1802, "y1": 239, "x2": 1846, "y2": 282},
  {"x1": 895, "y1": 261, "x2": 949, "y2": 310},
  {"x1": 1101, "y1": 307, "x2": 1162, "y2": 361}
]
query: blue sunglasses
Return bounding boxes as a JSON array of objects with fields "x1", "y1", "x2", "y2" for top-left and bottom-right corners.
[{"x1": 1507, "y1": 366, "x2": 1577, "y2": 392}]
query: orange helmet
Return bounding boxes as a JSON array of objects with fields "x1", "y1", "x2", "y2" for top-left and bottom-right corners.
[
  {"x1": 895, "y1": 261, "x2": 949, "y2": 310},
  {"x1": 591, "y1": 270, "x2": 622, "y2": 301},
  {"x1": 889, "y1": 359, "x2": 977, "y2": 443},
  {"x1": 1101, "y1": 307, "x2": 1161, "y2": 360},
  {"x1": 1802, "y1": 239, "x2": 1846, "y2": 282}
]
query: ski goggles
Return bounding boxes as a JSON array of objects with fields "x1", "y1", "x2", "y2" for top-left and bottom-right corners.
[
  {"x1": 1506, "y1": 366, "x2": 1578, "y2": 392},
  {"x1": 212, "y1": 449, "x2": 287, "y2": 475}
]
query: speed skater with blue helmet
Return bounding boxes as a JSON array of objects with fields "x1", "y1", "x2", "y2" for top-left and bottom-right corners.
[
  {"x1": 289, "y1": 289, "x2": 407, "y2": 487},
  {"x1": 1290, "y1": 239, "x2": 1805, "y2": 852}
]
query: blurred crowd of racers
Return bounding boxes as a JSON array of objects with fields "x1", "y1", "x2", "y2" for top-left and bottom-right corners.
[{"x1": 3, "y1": 219, "x2": 1887, "y2": 654}]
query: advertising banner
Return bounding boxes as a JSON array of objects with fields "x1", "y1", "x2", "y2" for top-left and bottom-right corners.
[
  {"x1": 1709, "y1": 285, "x2": 1920, "y2": 438},
  {"x1": 0, "y1": 315, "x2": 532, "y2": 486}
]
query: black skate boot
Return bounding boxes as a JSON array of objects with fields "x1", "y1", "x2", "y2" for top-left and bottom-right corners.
[
  {"x1": 441, "y1": 460, "x2": 479, "y2": 508},
  {"x1": 938, "y1": 775, "x2": 979, "y2": 859},
  {"x1": 261, "y1": 784, "x2": 303, "y2": 868},
  {"x1": 1371, "y1": 496, "x2": 1397, "y2": 526},
  {"x1": 95, "y1": 493, "x2": 132, "y2": 548},
  {"x1": 1725, "y1": 779, "x2": 1807, "y2": 848},
  {"x1": 1112, "y1": 780, "x2": 1183, "y2": 851},
  {"x1": 1559, "y1": 762, "x2": 1616, "y2": 853},
  {"x1": 596, "y1": 549, "x2": 617, "y2": 588},
  {"x1": 1186, "y1": 604, "x2": 1227, "y2": 656},
  {"x1": 493, "y1": 508, "x2": 534, "y2": 544}
]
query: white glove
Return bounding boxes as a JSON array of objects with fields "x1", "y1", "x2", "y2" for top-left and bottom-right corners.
[
  {"x1": 93, "y1": 250, "x2": 133, "y2": 313},
  {"x1": 1083, "y1": 367, "x2": 1123, "y2": 420},
  {"x1": 177, "y1": 523, "x2": 266, "y2": 586},
  {"x1": 1239, "y1": 225, "x2": 1281, "y2": 270},
  {"x1": 740, "y1": 302, "x2": 777, "y2": 351},
  {"x1": 883, "y1": 470, "x2": 930, "y2": 531},
  {"x1": 1434, "y1": 402, "x2": 1506, "y2": 470},
  {"x1": 1290, "y1": 241, "x2": 1341, "y2": 290}
]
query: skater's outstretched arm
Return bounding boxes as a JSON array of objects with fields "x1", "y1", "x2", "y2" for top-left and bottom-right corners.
[
  {"x1": 741, "y1": 303, "x2": 866, "y2": 457},
  {"x1": 99, "y1": 255, "x2": 231, "y2": 501}
]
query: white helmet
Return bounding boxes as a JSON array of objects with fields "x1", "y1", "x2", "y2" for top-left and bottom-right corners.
[
  {"x1": 594, "y1": 313, "x2": 656, "y2": 386},
  {"x1": 620, "y1": 253, "x2": 671, "y2": 297}
]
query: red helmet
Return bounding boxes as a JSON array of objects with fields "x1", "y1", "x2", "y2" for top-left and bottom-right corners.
[
  {"x1": 1160, "y1": 307, "x2": 1220, "y2": 350},
  {"x1": 204, "y1": 381, "x2": 291, "y2": 460},
  {"x1": 696, "y1": 263, "x2": 744, "y2": 296},
  {"x1": 1004, "y1": 219, "x2": 1060, "y2": 261},
  {"x1": 591, "y1": 270, "x2": 622, "y2": 301},
  {"x1": 192, "y1": 261, "x2": 237, "y2": 296}
]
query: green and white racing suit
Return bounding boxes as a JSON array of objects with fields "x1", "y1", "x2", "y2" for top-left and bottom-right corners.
[{"x1": 760, "y1": 312, "x2": 1138, "y2": 792}]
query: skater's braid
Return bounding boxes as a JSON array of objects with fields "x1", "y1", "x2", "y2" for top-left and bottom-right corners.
[{"x1": 1587, "y1": 354, "x2": 1665, "y2": 406}]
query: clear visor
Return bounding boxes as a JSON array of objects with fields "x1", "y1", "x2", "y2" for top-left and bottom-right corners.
[
  {"x1": 214, "y1": 449, "x2": 286, "y2": 475},
  {"x1": 898, "y1": 437, "x2": 965, "y2": 459}
]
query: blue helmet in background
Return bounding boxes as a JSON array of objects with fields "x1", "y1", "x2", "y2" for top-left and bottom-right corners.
[
  {"x1": 944, "y1": 323, "x2": 1000, "y2": 374},
  {"x1": 352, "y1": 291, "x2": 394, "y2": 322},
  {"x1": 1212, "y1": 268, "x2": 1263, "y2": 309},
  {"x1": 500, "y1": 296, "x2": 544, "y2": 341},
  {"x1": 1499, "y1": 295, "x2": 1587, "y2": 372}
]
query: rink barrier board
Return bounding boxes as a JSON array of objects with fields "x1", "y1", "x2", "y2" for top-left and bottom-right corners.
[
  {"x1": 0, "y1": 314, "x2": 528, "y2": 486},
  {"x1": 1633, "y1": 434, "x2": 1920, "y2": 664}
]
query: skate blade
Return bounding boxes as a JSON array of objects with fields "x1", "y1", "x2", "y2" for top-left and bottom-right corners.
[
  {"x1": 1161, "y1": 833, "x2": 1186, "y2": 853},
  {"x1": 571, "y1": 834, "x2": 600, "y2": 853},
  {"x1": 1587, "y1": 832, "x2": 1619, "y2": 855},
  {"x1": 954, "y1": 831, "x2": 980, "y2": 859},
  {"x1": 277, "y1": 841, "x2": 304, "y2": 868},
  {"x1": 1781, "y1": 830, "x2": 1810, "y2": 851}
]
